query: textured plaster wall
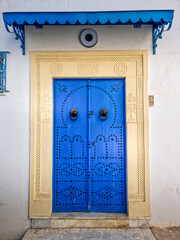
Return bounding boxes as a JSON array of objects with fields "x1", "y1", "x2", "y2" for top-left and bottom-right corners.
[{"x1": 0, "y1": 0, "x2": 180, "y2": 239}]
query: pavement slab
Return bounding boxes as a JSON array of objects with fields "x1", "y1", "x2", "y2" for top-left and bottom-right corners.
[
  {"x1": 151, "y1": 227, "x2": 180, "y2": 240},
  {"x1": 22, "y1": 228, "x2": 156, "y2": 240}
]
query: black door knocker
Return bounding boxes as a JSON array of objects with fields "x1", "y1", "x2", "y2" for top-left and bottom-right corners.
[
  {"x1": 70, "y1": 109, "x2": 78, "y2": 121},
  {"x1": 99, "y1": 108, "x2": 108, "y2": 121}
]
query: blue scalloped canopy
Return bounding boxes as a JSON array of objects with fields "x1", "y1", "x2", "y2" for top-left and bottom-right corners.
[
  {"x1": 2, "y1": 11, "x2": 174, "y2": 55},
  {"x1": 3, "y1": 10, "x2": 174, "y2": 26}
]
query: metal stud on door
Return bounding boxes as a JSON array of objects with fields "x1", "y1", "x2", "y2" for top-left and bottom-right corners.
[{"x1": 53, "y1": 78, "x2": 126, "y2": 213}]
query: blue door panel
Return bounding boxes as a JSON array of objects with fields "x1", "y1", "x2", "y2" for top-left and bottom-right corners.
[
  {"x1": 89, "y1": 80, "x2": 126, "y2": 212},
  {"x1": 53, "y1": 78, "x2": 126, "y2": 213},
  {"x1": 53, "y1": 79, "x2": 88, "y2": 212}
]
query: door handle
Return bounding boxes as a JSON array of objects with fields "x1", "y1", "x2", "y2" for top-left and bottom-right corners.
[
  {"x1": 70, "y1": 109, "x2": 78, "y2": 121},
  {"x1": 99, "y1": 108, "x2": 108, "y2": 121}
]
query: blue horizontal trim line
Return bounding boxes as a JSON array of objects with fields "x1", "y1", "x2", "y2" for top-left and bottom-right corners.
[
  {"x1": 0, "y1": 51, "x2": 10, "y2": 53},
  {"x1": 3, "y1": 10, "x2": 174, "y2": 26}
]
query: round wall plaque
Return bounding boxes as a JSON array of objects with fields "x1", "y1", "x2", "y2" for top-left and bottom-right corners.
[{"x1": 79, "y1": 29, "x2": 98, "y2": 47}]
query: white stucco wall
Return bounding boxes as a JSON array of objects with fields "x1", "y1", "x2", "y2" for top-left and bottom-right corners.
[{"x1": 0, "y1": 0, "x2": 180, "y2": 239}]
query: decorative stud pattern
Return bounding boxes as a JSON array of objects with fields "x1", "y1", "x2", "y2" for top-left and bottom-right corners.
[
  {"x1": 111, "y1": 80, "x2": 123, "y2": 92},
  {"x1": 95, "y1": 186, "x2": 121, "y2": 200},
  {"x1": 88, "y1": 85, "x2": 118, "y2": 128},
  {"x1": 56, "y1": 82, "x2": 67, "y2": 93},
  {"x1": 60, "y1": 85, "x2": 86, "y2": 128},
  {"x1": 60, "y1": 84, "x2": 118, "y2": 128},
  {"x1": 55, "y1": 132, "x2": 87, "y2": 208},
  {"x1": 91, "y1": 128, "x2": 126, "y2": 210},
  {"x1": 94, "y1": 162, "x2": 121, "y2": 176},
  {"x1": 59, "y1": 186, "x2": 85, "y2": 201},
  {"x1": 59, "y1": 163, "x2": 85, "y2": 177}
]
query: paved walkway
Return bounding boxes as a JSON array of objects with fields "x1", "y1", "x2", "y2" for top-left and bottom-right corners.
[
  {"x1": 151, "y1": 227, "x2": 180, "y2": 240},
  {"x1": 22, "y1": 228, "x2": 156, "y2": 240}
]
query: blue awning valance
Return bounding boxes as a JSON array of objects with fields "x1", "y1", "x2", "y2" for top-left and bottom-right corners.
[{"x1": 3, "y1": 10, "x2": 174, "y2": 55}]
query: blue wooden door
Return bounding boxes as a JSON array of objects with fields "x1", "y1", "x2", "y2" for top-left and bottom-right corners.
[{"x1": 53, "y1": 79, "x2": 126, "y2": 213}]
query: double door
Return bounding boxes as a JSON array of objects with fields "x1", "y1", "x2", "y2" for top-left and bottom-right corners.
[{"x1": 53, "y1": 78, "x2": 126, "y2": 212}]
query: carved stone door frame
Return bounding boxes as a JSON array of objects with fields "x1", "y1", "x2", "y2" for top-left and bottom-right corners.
[{"x1": 30, "y1": 51, "x2": 150, "y2": 217}]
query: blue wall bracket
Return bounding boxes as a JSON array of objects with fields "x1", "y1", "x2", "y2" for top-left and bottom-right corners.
[
  {"x1": 13, "y1": 25, "x2": 25, "y2": 55},
  {"x1": 3, "y1": 10, "x2": 174, "y2": 55},
  {"x1": 4, "y1": 23, "x2": 25, "y2": 55},
  {"x1": 153, "y1": 21, "x2": 172, "y2": 55}
]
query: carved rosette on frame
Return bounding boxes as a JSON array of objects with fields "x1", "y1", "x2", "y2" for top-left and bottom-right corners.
[
  {"x1": 114, "y1": 62, "x2": 128, "y2": 76},
  {"x1": 30, "y1": 52, "x2": 149, "y2": 217},
  {"x1": 49, "y1": 62, "x2": 63, "y2": 76}
]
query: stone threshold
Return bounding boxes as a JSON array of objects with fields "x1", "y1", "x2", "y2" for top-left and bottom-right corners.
[
  {"x1": 22, "y1": 228, "x2": 156, "y2": 240},
  {"x1": 31, "y1": 213, "x2": 150, "y2": 228},
  {"x1": 51, "y1": 212, "x2": 128, "y2": 219}
]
